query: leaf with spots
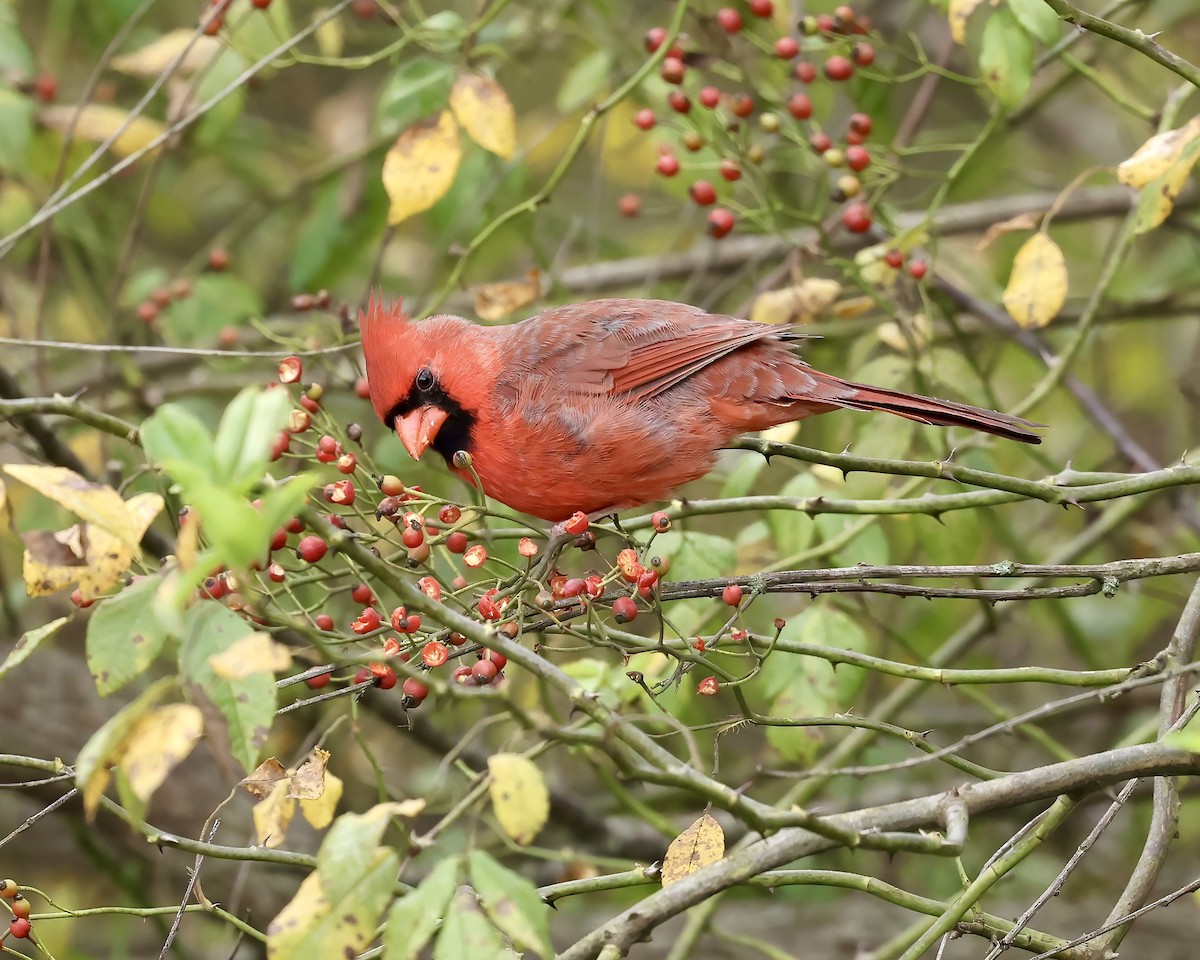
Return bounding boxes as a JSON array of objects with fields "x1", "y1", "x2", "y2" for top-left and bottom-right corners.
[
  {"x1": 3, "y1": 464, "x2": 137, "y2": 548},
  {"x1": 114, "y1": 703, "x2": 203, "y2": 818},
  {"x1": 75, "y1": 677, "x2": 175, "y2": 820},
  {"x1": 0, "y1": 616, "x2": 67, "y2": 681},
  {"x1": 180, "y1": 603, "x2": 276, "y2": 773},
  {"x1": 487, "y1": 753, "x2": 549, "y2": 846},
  {"x1": 1003, "y1": 232, "x2": 1068, "y2": 329},
  {"x1": 267, "y1": 803, "x2": 402, "y2": 960},
  {"x1": 1130, "y1": 133, "x2": 1200, "y2": 235},
  {"x1": 383, "y1": 856, "x2": 460, "y2": 960},
  {"x1": 661, "y1": 814, "x2": 725, "y2": 887},
  {"x1": 468, "y1": 850, "x2": 553, "y2": 958},
  {"x1": 979, "y1": 9, "x2": 1033, "y2": 109},
  {"x1": 382, "y1": 110, "x2": 462, "y2": 225},
  {"x1": 1117, "y1": 116, "x2": 1200, "y2": 188},
  {"x1": 86, "y1": 575, "x2": 170, "y2": 695},
  {"x1": 449, "y1": 73, "x2": 516, "y2": 160},
  {"x1": 434, "y1": 886, "x2": 509, "y2": 960}
]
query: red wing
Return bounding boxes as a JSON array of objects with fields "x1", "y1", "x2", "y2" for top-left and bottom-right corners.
[{"x1": 609, "y1": 325, "x2": 782, "y2": 401}]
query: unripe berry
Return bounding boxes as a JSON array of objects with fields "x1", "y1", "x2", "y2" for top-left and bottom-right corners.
[
  {"x1": 824, "y1": 147, "x2": 845, "y2": 168},
  {"x1": 759, "y1": 112, "x2": 780, "y2": 133},
  {"x1": 681, "y1": 131, "x2": 704, "y2": 152},
  {"x1": 836, "y1": 174, "x2": 861, "y2": 198}
]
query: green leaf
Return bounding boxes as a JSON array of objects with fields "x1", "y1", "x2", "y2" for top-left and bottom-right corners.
[
  {"x1": 290, "y1": 180, "x2": 346, "y2": 290},
  {"x1": 468, "y1": 851, "x2": 553, "y2": 959},
  {"x1": 212, "y1": 386, "x2": 291, "y2": 492},
  {"x1": 0, "y1": 616, "x2": 67, "y2": 680},
  {"x1": 141, "y1": 403, "x2": 217, "y2": 484},
  {"x1": 719, "y1": 452, "x2": 767, "y2": 500},
  {"x1": 0, "y1": 12, "x2": 33, "y2": 73},
  {"x1": 375, "y1": 57, "x2": 456, "y2": 137},
  {"x1": 764, "y1": 608, "x2": 870, "y2": 763},
  {"x1": 1006, "y1": 0, "x2": 1061, "y2": 44},
  {"x1": 0, "y1": 89, "x2": 33, "y2": 172},
  {"x1": 765, "y1": 472, "x2": 820, "y2": 560},
  {"x1": 320, "y1": 803, "x2": 401, "y2": 901},
  {"x1": 1163, "y1": 728, "x2": 1200, "y2": 754},
  {"x1": 435, "y1": 886, "x2": 507, "y2": 960},
  {"x1": 228, "y1": 0, "x2": 293, "y2": 66},
  {"x1": 814, "y1": 513, "x2": 890, "y2": 567},
  {"x1": 556, "y1": 48, "x2": 612, "y2": 114},
  {"x1": 86, "y1": 576, "x2": 170, "y2": 695},
  {"x1": 980, "y1": 9, "x2": 1033, "y2": 109},
  {"x1": 383, "y1": 857, "x2": 460, "y2": 960},
  {"x1": 186, "y1": 484, "x2": 270, "y2": 570},
  {"x1": 180, "y1": 603, "x2": 276, "y2": 772},
  {"x1": 158, "y1": 273, "x2": 262, "y2": 346},
  {"x1": 194, "y1": 47, "x2": 249, "y2": 147},
  {"x1": 257, "y1": 474, "x2": 317, "y2": 539},
  {"x1": 652, "y1": 531, "x2": 736, "y2": 583},
  {"x1": 419, "y1": 11, "x2": 468, "y2": 53}
]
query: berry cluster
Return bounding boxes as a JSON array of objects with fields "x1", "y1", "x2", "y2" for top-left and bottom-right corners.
[
  {"x1": 627, "y1": 3, "x2": 893, "y2": 247},
  {"x1": 0, "y1": 880, "x2": 33, "y2": 945}
]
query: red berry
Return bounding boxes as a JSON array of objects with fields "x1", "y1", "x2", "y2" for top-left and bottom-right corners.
[
  {"x1": 718, "y1": 158, "x2": 741, "y2": 182},
  {"x1": 707, "y1": 208, "x2": 735, "y2": 239},
  {"x1": 478, "y1": 594, "x2": 501, "y2": 620},
  {"x1": 10, "y1": 897, "x2": 30, "y2": 921},
  {"x1": 471, "y1": 659, "x2": 499, "y2": 685},
  {"x1": 748, "y1": 0, "x2": 773, "y2": 15},
  {"x1": 852, "y1": 42, "x2": 875, "y2": 67},
  {"x1": 30, "y1": 72, "x2": 58, "y2": 105},
  {"x1": 645, "y1": 27, "x2": 667, "y2": 52},
  {"x1": 355, "y1": 376, "x2": 370, "y2": 398},
  {"x1": 372, "y1": 664, "x2": 398, "y2": 689},
  {"x1": 666, "y1": 90, "x2": 690, "y2": 114},
  {"x1": 619, "y1": 193, "x2": 642, "y2": 218},
  {"x1": 809, "y1": 132, "x2": 832, "y2": 154},
  {"x1": 884, "y1": 249, "x2": 905, "y2": 269},
  {"x1": 845, "y1": 129, "x2": 865, "y2": 146},
  {"x1": 401, "y1": 526, "x2": 424, "y2": 549},
  {"x1": 252, "y1": 0, "x2": 272, "y2": 7},
  {"x1": 446, "y1": 531, "x2": 468, "y2": 553},
  {"x1": 699, "y1": 86, "x2": 721, "y2": 109},
  {"x1": 379, "y1": 474, "x2": 405, "y2": 497},
  {"x1": 336, "y1": 452, "x2": 357, "y2": 474},
  {"x1": 651, "y1": 511, "x2": 672, "y2": 532},
  {"x1": 816, "y1": 13, "x2": 836, "y2": 32},
  {"x1": 845, "y1": 145, "x2": 870, "y2": 171},
  {"x1": 715, "y1": 7, "x2": 742, "y2": 32},
  {"x1": 612, "y1": 596, "x2": 639, "y2": 624},
  {"x1": 463, "y1": 544, "x2": 488, "y2": 568},
  {"x1": 417, "y1": 576, "x2": 442, "y2": 601},
  {"x1": 848, "y1": 112, "x2": 872, "y2": 136},
  {"x1": 351, "y1": 607, "x2": 381, "y2": 634},
  {"x1": 794, "y1": 61, "x2": 817, "y2": 83},
  {"x1": 787, "y1": 92, "x2": 813, "y2": 120},
  {"x1": 421, "y1": 641, "x2": 449, "y2": 667},
  {"x1": 438, "y1": 504, "x2": 461, "y2": 524},
  {"x1": 137, "y1": 301, "x2": 158, "y2": 324},
  {"x1": 774, "y1": 36, "x2": 799, "y2": 59},
  {"x1": 314, "y1": 613, "x2": 334, "y2": 631},
  {"x1": 306, "y1": 671, "x2": 332, "y2": 689},
  {"x1": 70, "y1": 587, "x2": 94, "y2": 608},
  {"x1": 656, "y1": 153, "x2": 680, "y2": 177},
  {"x1": 824, "y1": 55, "x2": 854, "y2": 81},
  {"x1": 842, "y1": 202, "x2": 872, "y2": 233},
  {"x1": 908, "y1": 259, "x2": 928, "y2": 280},
  {"x1": 207, "y1": 248, "x2": 228, "y2": 273},
  {"x1": 689, "y1": 180, "x2": 717, "y2": 206},
  {"x1": 350, "y1": 582, "x2": 374, "y2": 605},
  {"x1": 452, "y1": 665, "x2": 474, "y2": 685},
  {"x1": 403, "y1": 677, "x2": 429, "y2": 702},
  {"x1": 660, "y1": 57, "x2": 685, "y2": 85},
  {"x1": 722, "y1": 583, "x2": 743, "y2": 606},
  {"x1": 9, "y1": 917, "x2": 30, "y2": 939},
  {"x1": 285, "y1": 517, "x2": 303, "y2": 534},
  {"x1": 634, "y1": 108, "x2": 656, "y2": 131},
  {"x1": 518, "y1": 537, "x2": 539, "y2": 558},
  {"x1": 481, "y1": 649, "x2": 507, "y2": 670},
  {"x1": 277, "y1": 355, "x2": 302, "y2": 384},
  {"x1": 564, "y1": 511, "x2": 589, "y2": 535},
  {"x1": 697, "y1": 676, "x2": 720, "y2": 696},
  {"x1": 297, "y1": 535, "x2": 327, "y2": 563},
  {"x1": 324, "y1": 479, "x2": 355, "y2": 507},
  {"x1": 267, "y1": 562, "x2": 286, "y2": 583},
  {"x1": 354, "y1": 667, "x2": 371, "y2": 685},
  {"x1": 730, "y1": 94, "x2": 754, "y2": 118},
  {"x1": 202, "y1": 12, "x2": 223, "y2": 35}
]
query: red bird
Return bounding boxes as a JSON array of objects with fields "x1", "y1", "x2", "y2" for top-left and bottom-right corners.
[{"x1": 361, "y1": 295, "x2": 1040, "y2": 522}]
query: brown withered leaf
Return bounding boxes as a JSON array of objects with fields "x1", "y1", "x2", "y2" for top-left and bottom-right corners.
[{"x1": 473, "y1": 269, "x2": 542, "y2": 322}]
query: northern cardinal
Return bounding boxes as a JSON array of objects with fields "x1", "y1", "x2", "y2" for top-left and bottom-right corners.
[{"x1": 361, "y1": 295, "x2": 1040, "y2": 522}]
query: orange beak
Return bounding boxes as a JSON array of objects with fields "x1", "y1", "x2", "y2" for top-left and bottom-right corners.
[{"x1": 397, "y1": 406, "x2": 448, "y2": 461}]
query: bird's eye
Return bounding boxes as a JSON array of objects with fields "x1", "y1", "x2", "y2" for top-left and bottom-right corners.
[{"x1": 416, "y1": 367, "x2": 436, "y2": 392}]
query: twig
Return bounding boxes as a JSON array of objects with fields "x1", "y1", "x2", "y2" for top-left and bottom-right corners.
[{"x1": 158, "y1": 819, "x2": 220, "y2": 960}]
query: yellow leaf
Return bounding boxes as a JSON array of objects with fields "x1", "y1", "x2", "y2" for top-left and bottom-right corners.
[
  {"x1": 877, "y1": 313, "x2": 932, "y2": 353},
  {"x1": 176, "y1": 508, "x2": 200, "y2": 570},
  {"x1": 975, "y1": 210, "x2": 1041, "y2": 251},
  {"x1": 313, "y1": 9, "x2": 344, "y2": 59},
  {"x1": 661, "y1": 814, "x2": 725, "y2": 887},
  {"x1": 3, "y1": 464, "x2": 136, "y2": 546},
  {"x1": 831, "y1": 294, "x2": 875, "y2": 319},
  {"x1": 254, "y1": 779, "x2": 297, "y2": 847},
  {"x1": 1002, "y1": 232, "x2": 1067, "y2": 329},
  {"x1": 0, "y1": 478, "x2": 6, "y2": 515},
  {"x1": 209, "y1": 631, "x2": 292, "y2": 680},
  {"x1": 948, "y1": 0, "x2": 987, "y2": 43},
  {"x1": 1117, "y1": 116, "x2": 1200, "y2": 188},
  {"x1": 382, "y1": 111, "x2": 462, "y2": 226},
  {"x1": 75, "y1": 493, "x2": 163, "y2": 601},
  {"x1": 750, "y1": 279, "x2": 841, "y2": 325},
  {"x1": 0, "y1": 617, "x2": 68, "y2": 680},
  {"x1": 449, "y1": 74, "x2": 517, "y2": 160},
  {"x1": 1132, "y1": 137, "x2": 1200, "y2": 234},
  {"x1": 110, "y1": 29, "x2": 223, "y2": 76},
  {"x1": 242, "y1": 757, "x2": 289, "y2": 800},
  {"x1": 760, "y1": 422, "x2": 800, "y2": 445},
  {"x1": 117, "y1": 704, "x2": 204, "y2": 805},
  {"x1": 289, "y1": 748, "x2": 331, "y2": 800},
  {"x1": 473, "y1": 269, "x2": 542, "y2": 322},
  {"x1": 487, "y1": 753, "x2": 548, "y2": 846},
  {"x1": 21, "y1": 526, "x2": 87, "y2": 597},
  {"x1": 299, "y1": 771, "x2": 343, "y2": 829},
  {"x1": 40, "y1": 104, "x2": 167, "y2": 159}
]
